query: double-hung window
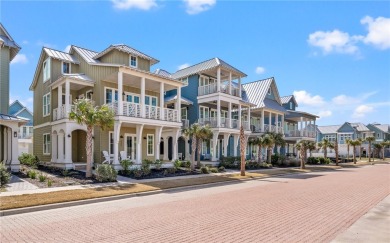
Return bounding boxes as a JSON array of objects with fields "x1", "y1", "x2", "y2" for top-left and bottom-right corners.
[
  {"x1": 43, "y1": 93, "x2": 51, "y2": 117},
  {"x1": 62, "y1": 62, "x2": 70, "y2": 74},
  {"x1": 43, "y1": 133, "x2": 51, "y2": 155},
  {"x1": 125, "y1": 93, "x2": 140, "y2": 103},
  {"x1": 130, "y1": 56, "x2": 137, "y2": 67},
  {"x1": 144, "y1": 95, "x2": 158, "y2": 106},
  {"x1": 105, "y1": 88, "x2": 118, "y2": 104},
  {"x1": 147, "y1": 134, "x2": 154, "y2": 156},
  {"x1": 43, "y1": 58, "x2": 51, "y2": 82},
  {"x1": 181, "y1": 107, "x2": 187, "y2": 120}
]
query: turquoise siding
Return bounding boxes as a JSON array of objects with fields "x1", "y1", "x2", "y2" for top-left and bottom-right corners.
[{"x1": 9, "y1": 102, "x2": 24, "y2": 115}]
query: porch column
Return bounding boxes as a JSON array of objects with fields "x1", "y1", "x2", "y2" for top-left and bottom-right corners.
[
  {"x1": 136, "y1": 124, "x2": 144, "y2": 164},
  {"x1": 233, "y1": 134, "x2": 239, "y2": 156},
  {"x1": 163, "y1": 137, "x2": 169, "y2": 161},
  {"x1": 281, "y1": 114, "x2": 285, "y2": 134},
  {"x1": 160, "y1": 82, "x2": 164, "y2": 120},
  {"x1": 58, "y1": 132, "x2": 64, "y2": 162},
  {"x1": 238, "y1": 104, "x2": 242, "y2": 128},
  {"x1": 247, "y1": 106, "x2": 251, "y2": 130},
  {"x1": 223, "y1": 133, "x2": 230, "y2": 157},
  {"x1": 217, "y1": 98, "x2": 221, "y2": 127},
  {"x1": 305, "y1": 118, "x2": 308, "y2": 137},
  {"x1": 65, "y1": 80, "x2": 70, "y2": 116},
  {"x1": 172, "y1": 129, "x2": 180, "y2": 161},
  {"x1": 176, "y1": 87, "x2": 181, "y2": 122},
  {"x1": 185, "y1": 137, "x2": 190, "y2": 160},
  {"x1": 140, "y1": 77, "x2": 145, "y2": 118},
  {"x1": 300, "y1": 117, "x2": 303, "y2": 136},
  {"x1": 64, "y1": 129, "x2": 72, "y2": 164},
  {"x1": 113, "y1": 121, "x2": 121, "y2": 165},
  {"x1": 7, "y1": 128, "x2": 11, "y2": 163},
  {"x1": 51, "y1": 133, "x2": 58, "y2": 162},
  {"x1": 261, "y1": 109, "x2": 265, "y2": 132},
  {"x1": 228, "y1": 102, "x2": 232, "y2": 128},
  {"x1": 3, "y1": 127, "x2": 8, "y2": 162},
  {"x1": 217, "y1": 67, "x2": 221, "y2": 92},
  {"x1": 276, "y1": 114, "x2": 279, "y2": 134},
  {"x1": 228, "y1": 72, "x2": 232, "y2": 95},
  {"x1": 10, "y1": 125, "x2": 20, "y2": 171},
  {"x1": 238, "y1": 76, "x2": 242, "y2": 97},
  {"x1": 118, "y1": 72, "x2": 123, "y2": 116},
  {"x1": 212, "y1": 132, "x2": 219, "y2": 161},
  {"x1": 155, "y1": 126, "x2": 163, "y2": 161},
  {"x1": 269, "y1": 112, "x2": 272, "y2": 131},
  {"x1": 58, "y1": 84, "x2": 62, "y2": 118}
]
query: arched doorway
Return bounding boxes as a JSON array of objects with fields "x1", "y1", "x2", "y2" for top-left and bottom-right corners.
[
  {"x1": 168, "y1": 137, "x2": 173, "y2": 160},
  {"x1": 178, "y1": 136, "x2": 186, "y2": 160},
  {"x1": 71, "y1": 129, "x2": 87, "y2": 163}
]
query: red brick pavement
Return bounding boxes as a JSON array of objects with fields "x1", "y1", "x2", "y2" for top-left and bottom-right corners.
[{"x1": 1, "y1": 165, "x2": 389, "y2": 243}]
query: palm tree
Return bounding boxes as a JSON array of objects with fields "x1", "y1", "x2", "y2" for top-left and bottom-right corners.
[
  {"x1": 307, "y1": 141, "x2": 316, "y2": 158},
  {"x1": 345, "y1": 138, "x2": 351, "y2": 161},
  {"x1": 182, "y1": 123, "x2": 202, "y2": 170},
  {"x1": 252, "y1": 136, "x2": 265, "y2": 163},
  {"x1": 357, "y1": 138, "x2": 363, "y2": 161},
  {"x1": 196, "y1": 125, "x2": 213, "y2": 167},
  {"x1": 239, "y1": 125, "x2": 248, "y2": 176},
  {"x1": 271, "y1": 132, "x2": 286, "y2": 154},
  {"x1": 69, "y1": 99, "x2": 114, "y2": 178},
  {"x1": 373, "y1": 143, "x2": 383, "y2": 161},
  {"x1": 334, "y1": 136, "x2": 339, "y2": 166},
  {"x1": 318, "y1": 138, "x2": 332, "y2": 159},
  {"x1": 262, "y1": 134, "x2": 274, "y2": 163},
  {"x1": 380, "y1": 140, "x2": 390, "y2": 161},
  {"x1": 296, "y1": 140, "x2": 310, "y2": 169},
  {"x1": 366, "y1": 136, "x2": 376, "y2": 162},
  {"x1": 349, "y1": 140, "x2": 361, "y2": 164}
]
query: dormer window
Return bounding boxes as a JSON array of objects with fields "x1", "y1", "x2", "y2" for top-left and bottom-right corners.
[
  {"x1": 43, "y1": 58, "x2": 51, "y2": 82},
  {"x1": 130, "y1": 56, "x2": 137, "y2": 68},
  {"x1": 62, "y1": 62, "x2": 71, "y2": 74},
  {"x1": 290, "y1": 102, "x2": 292, "y2": 109}
]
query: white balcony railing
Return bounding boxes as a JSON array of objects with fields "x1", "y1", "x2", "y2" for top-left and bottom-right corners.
[
  {"x1": 182, "y1": 119, "x2": 189, "y2": 128},
  {"x1": 198, "y1": 83, "x2": 217, "y2": 96},
  {"x1": 123, "y1": 102, "x2": 141, "y2": 117},
  {"x1": 285, "y1": 130, "x2": 316, "y2": 138},
  {"x1": 53, "y1": 105, "x2": 74, "y2": 121},
  {"x1": 164, "y1": 108, "x2": 179, "y2": 122}
]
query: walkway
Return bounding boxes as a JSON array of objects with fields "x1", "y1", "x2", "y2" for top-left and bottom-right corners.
[{"x1": 1, "y1": 164, "x2": 389, "y2": 242}]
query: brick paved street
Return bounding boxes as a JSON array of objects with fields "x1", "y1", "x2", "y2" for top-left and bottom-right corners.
[{"x1": 1, "y1": 164, "x2": 389, "y2": 243}]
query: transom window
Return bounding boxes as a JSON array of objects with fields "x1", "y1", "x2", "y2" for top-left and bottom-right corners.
[
  {"x1": 43, "y1": 58, "x2": 51, "y2": 82},
  {"x1": 43, "y1": 133, "x2": 51, "y2": 155},
  {"x1": 130, "y1": 56, "x2": 137, "y2": 67},
  {"x1": 43, "y1": 92, "x2": 51, "y2": 117},
  {"x1": 62, "y1": 62, "x2": 70, "y2": 74},
  {"x1": 105, "y1": 88, "x2": 118, "y2": 104},
  {"x1": 147, "y1": 134, "x2": 154, "y2": 156}
]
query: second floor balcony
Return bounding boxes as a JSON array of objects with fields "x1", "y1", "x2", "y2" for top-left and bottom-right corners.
[
  {"x1": 198, "y1": 117, "x2": 250, "y2": 130},
  {"x1": 198, "y1": 83, "x2": 240, "y2": 97},
  {"x1": 251, "y1": 124, "x2": 284, "y2": 134},
  {"x1": 285, "y1": 129, "x2": 316, "y2": 138},
  {"x1": 53, "y1": 104, "x2": 75, "y2": 121}
]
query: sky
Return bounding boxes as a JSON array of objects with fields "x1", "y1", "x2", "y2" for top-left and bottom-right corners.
[{"x1": 1, "y1": 0, "x2": 389, "y2": 126}]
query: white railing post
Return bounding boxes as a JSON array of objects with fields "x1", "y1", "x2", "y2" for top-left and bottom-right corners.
[
  {"x1": 65, "y1": 80, "x2": 70, "y2": 117},
  {"x1": 58, "y1": 84, "x2": 62, "y2": 120},
  {"x1": 118, "y1": 71, "x2": 123, "y2": 116},
  {"x1": 160, "y1": 82, "x2": 164, "y2": 120}
]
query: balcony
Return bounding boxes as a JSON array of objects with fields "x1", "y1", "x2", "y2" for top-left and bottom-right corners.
[
  {"x1": 19, "y1": 134, "x2": 33, "y2": 139},
  {"x1": 198, "y1": 83, "x2": 240, "y2": 97},
  {"x1": 182, "y1": 119, "x2": 189, "y2": 128},
  {"x1": 285, "y1": 130, "x2": 316, "y2": 138},
  {"x1": 250, "y1": 124, "x2": 284, "y2": 134},
  {"x1": 53, "y1": 105, "x2": 75, "y2": 121},
  {"x1": 198, "y1": 118, "x2": 248, "y2": 130},
  {"x1": 108, "y1": 102, "x2": 179, "y2": 122}
]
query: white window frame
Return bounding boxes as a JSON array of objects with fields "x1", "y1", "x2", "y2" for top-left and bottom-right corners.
[
  {"x1": 109, "y1": 131, "x2": 114, "y2": 155},
  {"x1": 43, "y1": 92, "x2": 51, "y2": 117},
  {"x1": 144, "y1": 95, "x2": 158, "y2": 106},
  {"x1": 181, "y1": 107, "x2": 187, "y2": 120},
  {"x1": 199, "y1": 106, "x2": 209, "y2": 119},
  {"x1": 289, "y1": 102, "x2": 292, "y2": 109},
  {"x1": 86, "y1": 90, "x2": 93, "y2": 100},
  {"x1": 43, "y1": 58, "x2": 51, "y2": 82},
  {"x1": 199, "y1": 75, "x2": 210, "y2": 87},
  {"x1": 43, "y1": 133, "x2": 51, "y2": 155},
  {"x1": 147, "y1": 134, "x2": 154, "y2": 156},
  {"x1": 202, "y1": 141, "x2": 207, "y2": 154},
  {"x1": 130, "y1": 55, "x2": 137, "y2": 68},
  {"x1": 61, "y1": 61, "x2": 71, "y2": 74},
  {"x1": 104, "y1": 87, "x2": 118, "y2": 104}
]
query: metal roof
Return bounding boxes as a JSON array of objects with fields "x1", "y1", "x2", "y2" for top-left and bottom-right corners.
[
  {"x1": 285, "y1": 110, "x2": 319, "y2": 119},
  {"x1": 50, "y1": 73, "x2": 95, "y2": 87},
  {"x1": 242, "y1": 77, "x2": 282, "y2": 109},
  {"x1": 280, "y1": 95, "x2": 298, "y2": 107},
  {"x1": 171, "y1": 57, "x2": 247, "y2": 80},
  {"x1": 0, "y1": 23, "x2": 21, "y2": 61},
  {"x1": 317, "y1": 125, "x2": 341, "y2": 134},
  {"x1": 263, "y1": 99, "x2": 287, "y2": 113},
  {"x1": 43, "y1": 47, "x2": 79, "y2": 64},
  {"x1": 374, "y1": 124, "x2": 390, "y2": 134},
  {"x1": 0, "y1": 113, "x2": 27, "y2": 123},
  {"x1": 348, "y1": 122, "x2": 370, "y2": 132},
  {"x1": 93, "y1": 44, "x2": 159, "y2": 65},
  {"x1": 70, "y1": 45, "x2": 100, "y2": 64},
  {"x1": 164, "y1": 95, "x2": 193, "y2": 105},
  {"x1": 154, "y1": 69, "x2": 172, "y2": 78}
]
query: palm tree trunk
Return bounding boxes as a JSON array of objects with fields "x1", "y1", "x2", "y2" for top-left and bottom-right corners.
[
  {"x1": 86, "y1": 126, "x2": 93, "y2": 178},
  {"x1": 383, "y1": 148, "x2": 385, "y2": 161},
  {"x1": 267, "y1": 148, "x2": 271, "y2": 163},
  {"x1": 368, "y1": 142, "x2": 371, "y2": 162},
  {"x1": 258, "y1": 145, "x2": 262, "y2": 163},
  {"x1": 359, "y1": 145, "x2": 362, "y2": 161},
  {"x1": 191, "y1": 135, "x2": 196, "y2": 170},
  {"x1": 347, "y1": 145, "x2": 349, "y2": 161},
  {"x1": 324, "y1": 147, "x2": 327, "y2": 160},
  {"x1": 196, "y1": 138, "x2": 202, "y2": 168},
  {"x1": 353, "y1": 146, "x2": 356, "y2": 164},
  {"x1": 300, "y1": 145, "x2": 305, "y2": 169},
  {"x1": 239, "y1": 126, "x2": 246, "y2": 176}
]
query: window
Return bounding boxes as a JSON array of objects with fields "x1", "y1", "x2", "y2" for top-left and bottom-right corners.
[
  {"x1": 43, "y1": 58, "x2": 51, "y2": 82},
  {"x1": 105, "y1": 88, "x2": 118, "y2": 104},
  {"x1": 290, "y1": 102, "x2": 292, "y2": 110},
  {"x1": 199, "y1": 106, "x2": 209, "y2": 119},
  {"x1": 199, "y1": 76, "x2": 210, "y2": 86},
  {"x1": 221, "y1": 110, "x2": 228, "y2": 118},
  {"x1": 43, "y1": 92, "x2": 51, "y2": 116},
  {"x1": 181, "y1": 107, "x2": 187, "y2": 120},
  {"x1": 130, "y1": 56, "x2": 137, "y2": 67},
  {"x1": 109, "y1": 132, "x2": 114, "y2": 154},
  {"x1": 125, "y1": 92, "x2": 140, "y2": 103},
  {"x1": 147, "y1": 134, "x2": 154, "y2": 156},
  {"x1": 180, "y1": 77, "x2": 188, "y2": 85},
  {"x1": 324, "y1": 134, "x2": 336, "y2": 142},
  {"x1": 202, "y1": 141, "x2": 207, "y2": 154},
  {"x1": 43, "y1": 133, "x2": 51, "y2": 155},
  {"x1": 86, "y1": 90, "x2": 93, "y2": 99},
  {"x1": 62, "y1": 62, "x2": 70, "y2": 74}
]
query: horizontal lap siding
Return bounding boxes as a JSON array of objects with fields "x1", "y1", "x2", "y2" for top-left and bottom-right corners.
[
  {"x1": 0, "y1": 48, "x2": 10, "y2": 114},
  {"x1": 33, "y1": 125, "x2": 52, "y2": 162}
]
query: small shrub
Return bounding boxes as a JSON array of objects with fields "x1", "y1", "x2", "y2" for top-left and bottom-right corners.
[
  {"x1": 167, "y1": 167, "x2": 177, "y2": 174},
  {"x1": 200, "y1": 166, "x2": 209, "y2": 174},
  {"x1": 120, "y1": 159, "x2": 134, "y2": 175},
  {"x1": 153, "y1": 160, "x2": 163, "y2": 170},
  {"x1": 142, "y1": 159, "x2": 153, "y2": 166},
  {"x1": 209, "y1": 168, "x2": 218, "y2": 173},
  {"x1": 0, "y1": 163, "x2": 11, "y2": 187},
  {"x1": 142, "y1": 166, "x2": 151, "y2": 176},
  {"x1": 28, "y1": 170, "x2": 37, "y2": 179},
  {"x1": 18, "y1": 153, "x2": 38, "y2": 168},
  {"x1": 182, "y1": 161, "x2": 191, "y2": 168},
  {"x1": 132, "y1": 169, "x2": 143, "y2": 178},
  {"x1": 218, "y1": 166, "x2": 225, "y2": 172},
  {"x1": 271, "y1": 154, "x2": 280, "y2": 165},
  {"x1": 173, "y1": 159, "x2": 182, "y2": 169},
  {"x1": 47, "y1": 179, "x2": 53, "y2": 187},
  {"x1": 38, "y1": 173, "x2": 47, "y2": 182},
  {"x1": 62, "y1": 169, "x2": 69, "y2": 177},
  {"x1": 324, "y1": 158, "x2": 331, "y2": 164},
  {"x1": 95, "y1": 164, "x2": 117, "y2": 182}
]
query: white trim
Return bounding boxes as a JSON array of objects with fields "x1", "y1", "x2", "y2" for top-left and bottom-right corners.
[
  {"x1": 43, "y1": 133, "x2": 51, "y2": 155},
  {"x1": 33, "y1": 122, "x2": 51, "y2": 129},
  {"x1": 61, "y1": 61, "x2": 71, "y2": 74},
  {"x1": 43, "y1": 92, "x2": 51, "y2": 117},
  {"x1": 147, "y1": 134, "x2": 154, "y2": 156},
  {"x1": 130, "y1": 55, "x2": 138, "y2": 68},
  {"x1": 104, "y1": 87, "x2": 118, "y2": 104},
  {"x1": 86, "y1": 89, "x2": 93, "y2": 99},
  {"x1": 43, "y1": 58, "x2": 51, "y2": 82}
]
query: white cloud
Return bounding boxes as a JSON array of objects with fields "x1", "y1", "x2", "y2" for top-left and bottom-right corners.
[
  {"x1": 111, "y1": 0, "x2": 157, "y2": 10},
  {"x1": 308, "y1": 30, "x2": 361, "y2": 54},
  {"x1": 293, "y1": 90, "x2": 325, "y2": 106},
  {"x1": 64, "y1": 45, "x2": 71, "y2": 53},
  {"x1": 317, "y1": 110, "x2": 332, "y2": 118},
  {"x1": 183, "y1": 0, "x2": 216, "y2": 15},
  {"x1": 11, "y1": 54, "x2": 28, "y2": 65},
  {"x1": 22, "y1": 40, "x2": 29, "y2": 45},
  {"x1": 331, "y1": 94, "x2": 360, "y2": 105},
  {"x1": 36, "y1": 41, "x2": 56, "y2": 49},
  {"x1": 178, "y1": 63, "x2": 190, "y2": 70},
  {"x1": 361, "y1": 16, "x2": 390, "y2": 50},
  {"x1": 255, "y1": 66, "x2": 266, "y2": 74},
  {"x1": 352, "y1": 104, "x2": 374, "y2": 118}
]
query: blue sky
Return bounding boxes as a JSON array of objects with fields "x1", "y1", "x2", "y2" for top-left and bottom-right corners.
[{"x1": 2, "y1": 0, "x2": 390, "y2": 125}]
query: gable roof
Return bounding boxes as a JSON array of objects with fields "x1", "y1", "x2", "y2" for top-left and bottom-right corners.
[
  {"x1": 0, "y1": 23, "x2": 21, "y2": 61},
  {"x1": 242, "y1": 77, "x2": 282, "y2": 109},
  {"x1": 369, "y1": 123, "x2": 390, "y2": 134},
  {"x1": 154, "y1": 69, "x2": 172, "y2": 78},
  {"x1": 348, "y1": 122, "x2": 370, "y2": 132},
  {"x1": 9, "y1": 100, "x2": 24, "y2": 115},
  {"x1": 171, "y1": 57, "x2": 247, "y2": 80},
  {"x1": 8, "y1": 100, "x2": 33, "y2": 125},
  {"x1": 43, "y1": 47, "x2": 79, "y2": 64},
  {"x1": 280, "y1": 95, "x2": 298, "y2": 107},
  {"x1": 93, "y1": 44, "x2": 159, "y2": 65},
  {"x1": 317, "y1": 125, "x2": 341, "y2": 134},
  {"x1": 70, "y1": 45, "x2": 100, "y2": 64}
]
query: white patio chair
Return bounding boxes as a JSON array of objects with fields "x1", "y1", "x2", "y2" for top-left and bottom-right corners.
[
  {"x1": 177, "y1": 153, "x2": 183, "y2": 160},
  {"x1": 102, "y1": 151, "x2": 113, "y2": 164},
  {"x1": 120, "y1": 151, "x2": 130, "y2": 161}
]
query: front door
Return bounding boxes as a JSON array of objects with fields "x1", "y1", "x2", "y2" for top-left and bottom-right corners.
[{"x1": 124, "y1": 134, "x2": 136, "y2": 161}]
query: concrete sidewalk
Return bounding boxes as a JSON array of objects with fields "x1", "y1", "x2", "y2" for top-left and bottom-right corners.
[{"x1": 332, "y1": 194, "x2": 390, "y2": 243}]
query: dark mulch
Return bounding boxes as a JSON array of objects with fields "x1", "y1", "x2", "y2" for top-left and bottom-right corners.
[
  {"x1": 14, "y1": 165, "x2": 101, "y2": 188},
  {"x1": 118, "y1": 168, "x2": 201, "y2": 180}
]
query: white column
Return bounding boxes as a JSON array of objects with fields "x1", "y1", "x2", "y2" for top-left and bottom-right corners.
[
  {"x1": 65, "y1": 80, "x2": 70, "y2": 116},
  {"x1": 217, "y1": 67, "x2": 221, "y2": 92},
  {"x1": 238, "y1": 76, "x2": 242, "y2": 97},
  {"x1": 228, "y1": 72, "x2": 232, "y2": 95},
  {"x1": 247, "y1": 106, "x2": 251, "y2": 130},
  {"x1": 233, "y1": 135, "x2": 239, "y2": 156},
  {"x1": 51, "y1": 133, "x2": 58, "y2": 162},
  {"x1": 217, "y1": 98, "x2": 221, "y2": 127},
  {"x1": 58, "y1": 85, "x2": 62, "y2": 118},
  {"x1": 269, "y1": 112, "x2": 272, "y2": 131},
  {"x1": 155, "y1": 127, "x2": 163, "y2": 161},
  {"x1": 304, "y1": 118, "x2": 308, "y2": 137},
  {"x1": 185, "y1": 138, "x2": 190, "y2": 160},
  {"x1": 163, "y1": 137, "x2": 169, "y2": 161},
  {"x1": 212, "y1": 132, "x2": 219, "y2": 161},
  {"x1": 228, "y1": 102, "x2": 232, "y2": 128},
  {"x1": 118, "y1": 72, "x2": 123, "y2": 116},
  {"x1": 176, "y1": 87, "x2": 181, "y2": 122},
  {"x1": 58, "y1": 132, "x2": 64, "y2": 162},
  {"x1": 223, "y1": 133, "x2": 230, "y2": 157},
  {"x1": 160, "y1": 82, "x2": 164, "y2": 120},
  {"x1": 261, "y1": 109, "x2": 265, "y2": 132},
  {"x1": 276, "y1": 114, "x2": 279, "y2": 134},
  {"x1": 282, "y1": 114, "x2": 285, "y2": 134},
  {"x1": 238, "y1": 104, "x2": 242, "y2": 128},
  {"x1": 136, "y1": 124, "x2": 144, "y2": 164},
  {"x1": 140, "y1": 77, "x2": 145, "y2": 118},
  {"x1": 113, "y1": 121, "x2": 121, "y2": 165},
  {"x1": 172, "y1": 129, "x2": 180, "y2": 161},
  {"x1": 64, "y1": 130, "x2": 72, "y2": 164},
  {"x1": 300, "y1": 117, "x2": 303, "y2": 136},
  {"x1": 7, "y1": 128, "x2": 11, "y2": 163},
  {"x1": 3, "y1": 127, "x2": 8, "y2": 162}
]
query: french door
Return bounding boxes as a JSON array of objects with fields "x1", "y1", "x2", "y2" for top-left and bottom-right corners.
[{"x1": 124, "y1": 134, "x2": 137, "y2": 161}]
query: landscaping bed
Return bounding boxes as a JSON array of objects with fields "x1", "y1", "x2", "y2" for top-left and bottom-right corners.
[{"x1": 118, "y1": 168, "x2": 200, "y2": 180}]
